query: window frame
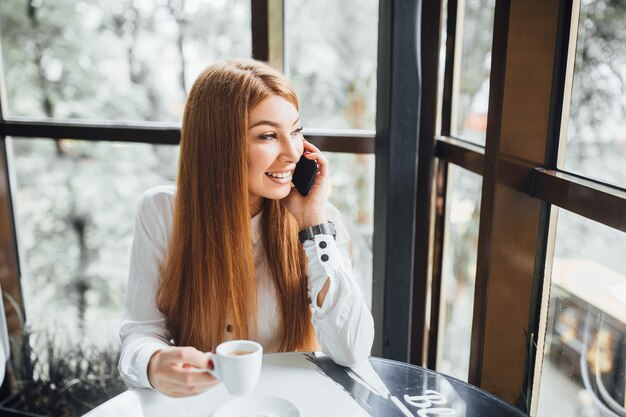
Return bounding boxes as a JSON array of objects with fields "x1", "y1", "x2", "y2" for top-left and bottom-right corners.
[{"x1": 417, "y1": 0, "x2": 626, "y2": 413}]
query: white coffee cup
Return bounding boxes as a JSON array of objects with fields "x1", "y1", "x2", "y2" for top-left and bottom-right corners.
[{"x1": 196, "y1": 340, "x2": 263, "y2": 395}]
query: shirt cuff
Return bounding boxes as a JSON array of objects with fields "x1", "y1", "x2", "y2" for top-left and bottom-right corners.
[
  {"x1": 303, "y1": 234, "x2": 342, "y2": 314},
  {"x1": 136, "y1": 340, "x2": 169, "y2": 389}
]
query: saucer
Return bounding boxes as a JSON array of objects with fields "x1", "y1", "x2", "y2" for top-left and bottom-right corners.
[{"x1": 213, "y1": 394, "x2": 300, "y2": 417}]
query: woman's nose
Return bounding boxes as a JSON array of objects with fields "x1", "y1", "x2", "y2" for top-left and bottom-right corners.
[{"x1": 280, "y1": 136, "x2": 301, "y2": 162}]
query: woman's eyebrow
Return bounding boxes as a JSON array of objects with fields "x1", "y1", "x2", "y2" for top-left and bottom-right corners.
[
  {"x1": 249, "y1": 117, "x2": 301, "y2": 129},
  {"x1": 250, "y1": 120, "x2": 279, "y2": 129}
]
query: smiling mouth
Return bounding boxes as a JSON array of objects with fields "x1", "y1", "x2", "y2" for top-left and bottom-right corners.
[{"x1": 265, "y1": 171, "x2": 292, "y2": 179}]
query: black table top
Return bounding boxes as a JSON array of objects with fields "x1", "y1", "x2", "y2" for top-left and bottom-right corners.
[{"x1": 307, "y1": 354, "x2": 528, "y2": 417}]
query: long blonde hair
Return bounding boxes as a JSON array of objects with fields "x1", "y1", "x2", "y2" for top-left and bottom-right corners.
[{"x1": 157, "y1": 59, "x2": 316, "y2": 352}]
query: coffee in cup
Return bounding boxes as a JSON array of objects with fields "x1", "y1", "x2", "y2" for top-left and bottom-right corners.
[{"x1": 228, "y1": 350, "x2": 253, "y2": 356}]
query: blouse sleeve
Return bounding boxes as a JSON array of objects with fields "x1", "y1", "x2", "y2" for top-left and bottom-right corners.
[
  {"x1": 118, "y1": 187, "x2": 174, "y2": 389},
  {"x1": 304, "y1": 205, "x2": 375, "y2": 367}
]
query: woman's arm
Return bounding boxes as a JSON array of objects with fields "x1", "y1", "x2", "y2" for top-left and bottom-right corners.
[
  {"x1": 120, "y1": 187, "x2": 218, "y2": 395},
  {"x1": 284, "y1": 140, "x2": 374, "y2": 366},
  {"x1": 305, "y1": 206, "x2": 375, "y2": 367},
  {"x1": 118, "y1": 187, "x2": 174, "y2": 389}
]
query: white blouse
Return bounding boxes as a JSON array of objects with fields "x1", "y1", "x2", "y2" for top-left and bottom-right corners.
[{"x1": 118, "y1": 185, "x2": 375, "y2": 389}]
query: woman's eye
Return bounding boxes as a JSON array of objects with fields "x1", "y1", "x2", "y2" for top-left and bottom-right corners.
[
  {"x1": 290, "y1": 127, "x2": 303, "y2": 136},
  {"x1": 258, "y1": 133, "x2": 277, "y2": 140}
]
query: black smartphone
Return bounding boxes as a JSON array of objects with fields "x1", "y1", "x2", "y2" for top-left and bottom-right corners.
[{"x1": 292, "y1": 154, "x2": 318, "y2": 196}]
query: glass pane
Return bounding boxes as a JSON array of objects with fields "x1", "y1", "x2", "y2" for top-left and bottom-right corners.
[
  {"x1": 452, "y1": 0, "x2": 495, "y2": 144},
  {"x1": 325, "y1": 152, "x2": 375, "y2": 309},
  {"x1": 536, "y1": 210, "x2": 626, "y2": 417},
  {"x1": 561, "y1": 0, "x2": 626, "y2": 188},
  {"x1": 285, "y1": 0, "x2": 378, "y2": 130},
  {"x1": 8, "y1": 137, "x2": 178, "y2": 415},
  {"x1": 8, "y1": 138, "x2": 373, "y2": 415},
  {"x1": 0, "y1": 1, "x2": 250, "y2": 122},
  {"x1": 436, "y1": 164, "x2": 482, "y2": 381}
]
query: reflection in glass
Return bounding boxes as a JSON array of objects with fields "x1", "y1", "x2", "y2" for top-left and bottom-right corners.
[
  {"x1": 536, "y1": 210, "x2": 626, "y2": 417},
  {"x1": 562, "y1": 0, "x2": 626, "y2": 188},
  {"x1": 285, "y1": 0, "x2": 378, "y2": 130},
  {"x1": 0, "y1": 0, "x2": 250, "y2": 122},
  {"x1": 452, "y1": 0, "x2": 495, "y2": 144},
  {"x1": 436, "y1": 165, "x2": 482, "y2": 381}
]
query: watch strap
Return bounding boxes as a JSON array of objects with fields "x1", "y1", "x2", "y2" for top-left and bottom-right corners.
[{"x1": 298, "y1": 221, "x2": 337, "y2": 244}]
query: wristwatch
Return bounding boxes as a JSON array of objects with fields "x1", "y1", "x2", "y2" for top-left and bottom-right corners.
[{"x1": 298, "y1": 221, "x2": 337, "y2": 244}]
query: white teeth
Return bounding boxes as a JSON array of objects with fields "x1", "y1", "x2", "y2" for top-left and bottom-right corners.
[{"x1": 266, "y1": 172, "x2": 290, "y2": 179}]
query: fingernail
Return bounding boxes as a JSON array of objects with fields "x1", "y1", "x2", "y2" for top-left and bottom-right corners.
[
  {"x1": 207, "y1": 359, "x2": 214, "y2": 370},
  {"x1": 303, "y1": 151, "x2": 311, "y2": 155}
]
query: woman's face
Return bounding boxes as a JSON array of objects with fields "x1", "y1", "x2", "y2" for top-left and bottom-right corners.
[{"x1": 247, "y1": 95, "x2": 304, "y2": 210}]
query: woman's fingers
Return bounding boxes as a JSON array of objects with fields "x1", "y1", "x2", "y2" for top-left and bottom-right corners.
[
  {"x1": 156, "y1": 371, "x2": 218, "y2": 397},
  {"x1": 149, "y1": 346, "x2": 219, "y2": 397},
  {"x1": 161, "y1": 368, "x2": 217, "y2": 387},
  {"x1": 283, "y1": 138, "x2": 330, "y2": 226},
  {"x1": 159, "y1": 378, "x2": 219, "y2": 397},
  {"x1": 302, "y1": 138, "x2": 321, "y2": 153},
  {"x1": 303, "y1": 152, "x2": 328, "y2": 179},
  {"x1": 177, "y1": 346, "x2": 212, "y2": 369},
  {"x1": 302, "y1": 140, "x2": 329, "y2": 179}
]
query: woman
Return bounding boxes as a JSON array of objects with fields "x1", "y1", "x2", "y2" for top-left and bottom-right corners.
[{"x1": 118, "y1": 59, "x2": 374, "y2": 397}]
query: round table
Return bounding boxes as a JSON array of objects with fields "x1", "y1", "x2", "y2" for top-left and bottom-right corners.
[{"x1": 85, "y1": 353, "x2": 528, "y2": 417}]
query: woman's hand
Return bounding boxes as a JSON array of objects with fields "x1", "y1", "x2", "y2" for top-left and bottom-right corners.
[
  {"x1": 285, "y1": 139, "x2": 329, "y2": 228},
  {"x1": 147, "y1": 346, "x2": 219, "y2": 397}
]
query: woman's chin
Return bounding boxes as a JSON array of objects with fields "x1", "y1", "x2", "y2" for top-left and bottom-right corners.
[{"x1": 263, "y1": 186, "x2": 293, "y2": 201}]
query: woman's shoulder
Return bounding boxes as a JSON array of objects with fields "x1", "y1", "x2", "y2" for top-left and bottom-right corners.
[
  {"x1": 134, "y1": 185, "x2": 177, "y2": 246},
  {"x1": 136, "y1": 185, "x2": 176, "y2": 222},
  {"x1": 140, "y1": 184, "x2": 176, "y2": 202},
  {"x1": 138, "y1": 185, "x2": 176, "y2": 209},
  {"x1": 135, "y1": 185, "x2": 176, "y2": 256}
]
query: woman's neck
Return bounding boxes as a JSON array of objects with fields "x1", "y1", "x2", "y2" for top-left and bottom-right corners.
[{"x1": 249, "y1": 198, "x2": 263, "y2": 218}]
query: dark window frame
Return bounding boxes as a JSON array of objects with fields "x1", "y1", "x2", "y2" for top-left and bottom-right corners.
[{"x1": 417, "y1": 0, "x2": 626, "y2": 413}]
